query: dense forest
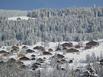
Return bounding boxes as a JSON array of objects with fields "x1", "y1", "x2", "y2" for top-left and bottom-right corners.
[{"x1": 0, "y1": 7, "x2": 103, "y2": 45}]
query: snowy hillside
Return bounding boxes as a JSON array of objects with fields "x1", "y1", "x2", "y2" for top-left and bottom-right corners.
[
  {"x1": 0, "y1": 39, "x2": 103, "y2": 77},
  {"x1": 1, "y1": 8, "x2": 103, "y2": 77},
  {"x1": 0, "y1": 40, "x2": 103, "y2": 66},
  {"x1": 0, "y1": 9, "x2": 27, "y2": 17}
]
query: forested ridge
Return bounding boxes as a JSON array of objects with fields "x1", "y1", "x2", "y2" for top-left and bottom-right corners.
[{"x1": 0, "y1": 7, "x2": 103, "y2": 45}]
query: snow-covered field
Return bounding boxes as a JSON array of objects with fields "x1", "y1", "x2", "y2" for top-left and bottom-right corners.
[{"x1": 7, "y1": 16, "x2": 35, "y2": 21}]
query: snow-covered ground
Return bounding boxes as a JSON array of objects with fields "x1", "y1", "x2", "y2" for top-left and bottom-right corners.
[
  {"x1": 0, "y1": 40, "x2": 103, "y2": 70},
  {"x1": 7, "y1": 16, "x2": 35, "y2": 21}
]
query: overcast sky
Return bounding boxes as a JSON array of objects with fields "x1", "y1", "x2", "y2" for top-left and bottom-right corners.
[{"x1": 0, "y1": 0, "x2": 103, "y2": 10}]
